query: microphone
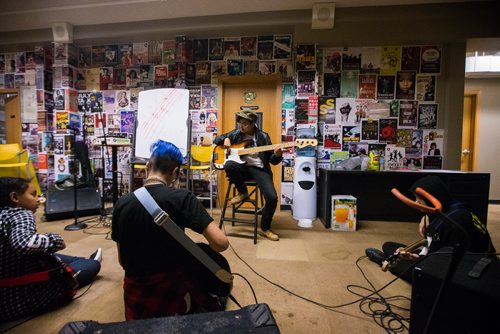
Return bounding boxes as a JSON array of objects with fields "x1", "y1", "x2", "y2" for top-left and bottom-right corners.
[{"x1": 66, "y1": 125, "x2": 80, "y2": 134}]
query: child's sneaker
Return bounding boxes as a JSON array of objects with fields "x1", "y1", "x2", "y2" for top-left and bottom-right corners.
[{"x1": 89, "y1": 248, "x2": 103, "y2": 263}]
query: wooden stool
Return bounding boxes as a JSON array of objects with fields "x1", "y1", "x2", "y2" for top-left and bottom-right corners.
[{"x1": 219, "y1": 180, "x2": 264, "y2": 244}]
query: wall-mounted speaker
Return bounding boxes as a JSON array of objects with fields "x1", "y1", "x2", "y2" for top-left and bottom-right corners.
[
  {"x1": 312, "y1": 2, "x2": 336, "y2": 29},
  {"x1": 51, "y1": 22, "x2": 73, "y2": 43}
]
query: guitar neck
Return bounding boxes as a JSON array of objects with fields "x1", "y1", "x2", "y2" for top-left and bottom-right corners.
[{"x1": 238, "y1": 142, "x2": 295, "y2": 155}]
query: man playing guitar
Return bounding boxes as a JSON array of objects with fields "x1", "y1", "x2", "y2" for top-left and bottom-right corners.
[{"x1": 214, "y1": 110, "x2": 283, "y2": 241}]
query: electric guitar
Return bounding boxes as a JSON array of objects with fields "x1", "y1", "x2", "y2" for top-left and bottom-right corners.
[
  {"x1": 381, "y1": 238, "x2": 429, "y2": 272},
  {"x1": 213, "y1": 139, "x2": 318, "y2": 170},
  {"x1": 188, "y1": 243, "x2": 232, "y2": 303}
]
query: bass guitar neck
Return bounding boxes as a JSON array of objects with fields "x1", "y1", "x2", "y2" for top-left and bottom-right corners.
[{"x1": 213, "y1": 139, "x2": 317, "y2": 170}]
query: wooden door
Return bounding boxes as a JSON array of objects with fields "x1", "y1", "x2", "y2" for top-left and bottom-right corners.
[
  {"x1": 217, "y1": 74, "x2": 282, "y2": 208},
  {"x1": 0, "y1": 89, "x2": 21, "y2": 144},
  {"x1": 461, "y1": 93, "x2": 478, "y2": 171}
]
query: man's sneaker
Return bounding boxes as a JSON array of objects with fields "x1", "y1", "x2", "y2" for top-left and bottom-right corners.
[
  {"x1": 89, "y1": 248, "x2": 103, "y2": 263},
  {"x1": 229, "y1": 192, "x2": 249, "y2": 205},
  {"x1": 365, "y1": 248, "x2": 386, "y2": 266},
  {"x1": 260, "y1": 229, "x2": 279, "y2": 241}
]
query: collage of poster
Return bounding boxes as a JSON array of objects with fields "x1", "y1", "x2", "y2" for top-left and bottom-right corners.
[{"x1": 3, "y1": 36, "x2": 444, "y2": 206}]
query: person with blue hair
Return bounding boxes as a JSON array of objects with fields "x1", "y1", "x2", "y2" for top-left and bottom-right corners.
[{"x1": 112, "y1": 140, "x2": 229, "y2": 320}]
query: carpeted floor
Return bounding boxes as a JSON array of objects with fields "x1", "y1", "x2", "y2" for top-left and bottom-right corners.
[{"x1": 1, "y1": 204, "x2": 499, "y2": 334}]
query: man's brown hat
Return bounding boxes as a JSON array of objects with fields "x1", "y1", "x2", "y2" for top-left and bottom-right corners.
[{"x1": 236, "y1": 110, "x2": 258, "y2": 123}]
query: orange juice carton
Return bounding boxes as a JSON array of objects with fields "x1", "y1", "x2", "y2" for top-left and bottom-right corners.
[{"x1": 331, "y1": 195, "x2": 357, "y2": 231}]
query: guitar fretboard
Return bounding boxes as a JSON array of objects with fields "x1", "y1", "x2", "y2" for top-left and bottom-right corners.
[{"x1": 237, "y1": 139, "x2": 317, "y2": 155}]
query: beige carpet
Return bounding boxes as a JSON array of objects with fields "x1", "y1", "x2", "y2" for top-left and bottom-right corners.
[{"x1": 1, "y1": 204, "x2": 499, "y2": 334}]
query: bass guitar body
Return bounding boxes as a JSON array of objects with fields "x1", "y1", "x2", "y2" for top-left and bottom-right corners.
[{"x1": 213, "y1": 142, "x2": 249, "y2": 169}]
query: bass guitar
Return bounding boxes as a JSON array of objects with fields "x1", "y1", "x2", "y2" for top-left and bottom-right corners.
[{"x1": 213, "y1": 138, "x2": 318, "y2": 170}]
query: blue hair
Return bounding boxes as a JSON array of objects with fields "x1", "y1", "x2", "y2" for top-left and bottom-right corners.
[{"x1": 149, "y1": 140, "x2": 183, "y2": 165}]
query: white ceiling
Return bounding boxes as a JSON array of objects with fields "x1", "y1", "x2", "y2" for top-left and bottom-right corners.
[{"x1": 0, "y1": 0, "x2": 477, "y2": 33}]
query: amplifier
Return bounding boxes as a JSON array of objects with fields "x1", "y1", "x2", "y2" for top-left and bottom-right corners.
[
  {"x1": 45, "y1": 187, "x2": 102, "y2": 221},
  {"x1": 410, "y1": 249, "x2": 500, "y2": 334}
]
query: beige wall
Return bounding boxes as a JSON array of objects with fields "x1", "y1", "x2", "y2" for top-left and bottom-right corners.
[{"x1": 465, "y1": 78, "x2": 500, "y2": 201}]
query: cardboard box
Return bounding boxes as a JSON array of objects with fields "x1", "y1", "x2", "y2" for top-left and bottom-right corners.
[{"x1": 331, "y1": 195, "x2": 357, "y2": 231}]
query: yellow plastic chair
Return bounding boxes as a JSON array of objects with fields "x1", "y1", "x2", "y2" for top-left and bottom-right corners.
[
  {"x1": 187, "y1": 145, "x2": 216, "y2": 216},
  {"x1": 0, "y1": 143, "x2": 41, "y2": 195}
]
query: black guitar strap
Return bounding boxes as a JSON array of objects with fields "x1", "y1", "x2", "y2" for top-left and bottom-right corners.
[{"x1": 134, "y1": 187, "x2": 233, "y2": 284}]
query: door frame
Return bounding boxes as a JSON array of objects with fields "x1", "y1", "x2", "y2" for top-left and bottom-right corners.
[
  {"x1": 462, "y1": 90, "x2": 480, "y2": 171},
  {"x1": 0, "y1": 89, "x2": 21, "y2": 144},
  {"x1": 217, "y1": 74, "x2": 282, "y2": 208}
]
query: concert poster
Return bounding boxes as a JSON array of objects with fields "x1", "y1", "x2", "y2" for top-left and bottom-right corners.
[
  {"x1": 358, "y1": 74, "x2": 376, "y2": 99},
  {"x1": 420, "y1": 45, "x2": 441, "y2": 74},
  {"x1": 360, "y1": 46, "x2": 381, "y2": 74},
  {"x1": 295, "y1": 98, "x2": 309, "y2": 124},
  {"x1": 259, "y1": 61, "x2": 276, "y2": 75},
  {"x1": 147, "y1": 40, "x2": 163, "y2": 65},
  {"x1": 243, "y1": 60, "x2": 259, "y2": 75},
  {"x1": 361, "y1": 119, "x2": 379, "y2": 142},
  {"x1": 378, "y1": 118, "x2": 398, "y2": 144},
  {"x1": 342, "y1": 47, "x2": 362, "y2": 71},
  {"x1": 418, "y1": 103, "x2": 438, "y2": 129},
  {"x1": 257, "y1": 36, "x2": 273, "y2": 60},
  {"x1": 323, "y1": 124, "x2": 342, "y2": 150},
  {"x1": 340, "y1": 70, "x2": 358, "y2": 98},
  {"x1": 323, "y1": 47, "x2": 342, "y2": 73},
  {"x1": 318, "y1": 96, "x2": 335, "y2": 124},
  {"x1": 133, "y1": 42, "x2": 148, "y2": 65},
  {"x1": 241, "y1": 36, "x2": 257, "y2": 59},
  {"x1": 78, "y1": 46, "x2": 92, "y2": 67},
  {"x1": 55, "y1": 111, "x2": 69, "y2": 134},
  {"x1": 193, "y1": 39, "x2": 209, "y2": 62},
  {"x1": 401, "y1": 46, "x2": 421, "y2": 71},
  {"x1": 277, "y1": 59, "x2": 293, "y2": 82},
  {"x1": 282, "y1": 83, "x2": 295, "y2": 109},
  {"x1": 398, "y1": 100, "x2": 418, "y2": 128},
  {"x1": 224, "y1": 38, "x2": 241, "y2": 59},
  {"x1": 273, "y1": 34, "x2": 292, "y2": 59},
  {"x1": 295, "y1": 44, "x2": 316, "y2": 70},
  {"x1": 385, "y1": 145, "x2": 406, "y2": 170},
  {"x1": 323, "y1": 73, "x2": 341, "y2": 98},
  {"x1": 423, "y1": 155, "x2": 443, "y2": 170},
  {"x1": 395, "y1": 71, "x2": 416, "y2": 100},
  {"x1": 396, "y1": 128, "x2": 413, "y2": 148},
  {"x1": 162, "y1": 40, "x2": 176, "y2": 64},
  {"x1": 380, "y1": 46, "x2": 401, "y2": 76},
  {"x1": 189, "y1": 86, "x2": 201, "y2": 110},
  {"x1": 377, "y1": 75, "x2": 395, "y2": 100},
  {"x1": 416, "y1": 75, "x2": 436, "y2": 101},
  {"x1": 209, "y1": 38, "x2": 225, "y2": 61},
  {"x1": 120, "y1": 111, "x2": 135, "y2": 133}
]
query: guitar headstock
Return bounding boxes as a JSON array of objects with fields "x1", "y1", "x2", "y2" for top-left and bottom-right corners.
[{"x1": 294, "y1": 139, "x2": 318, "y2": 148}]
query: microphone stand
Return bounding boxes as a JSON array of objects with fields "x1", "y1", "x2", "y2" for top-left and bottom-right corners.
[{"x1": 64, "y1": 127, "x2": 88, "y2": 231}]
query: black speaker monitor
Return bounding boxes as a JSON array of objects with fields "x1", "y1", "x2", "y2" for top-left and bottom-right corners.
[
  {"x1": 45, "y1": 187, "x2": 101, "y2": 221},
  {"x1": 410, "y1": 251, "x2": 500, "y2": 334}
]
